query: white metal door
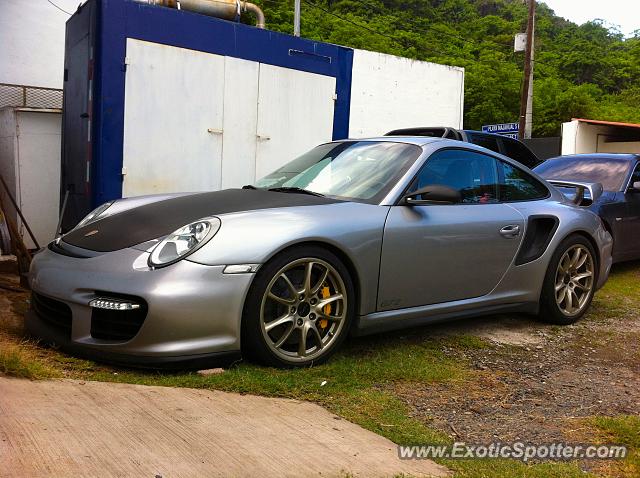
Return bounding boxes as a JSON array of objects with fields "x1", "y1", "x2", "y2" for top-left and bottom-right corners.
[
  {"x1": 122, "y1": 39, "x2": 225, "y2": 196},
  {"x1": 255, "y1": 64, "x2": 336, "y2": 179},
  {"x1": 221, "y1": 57, "x2": 259, "y2": 188}
]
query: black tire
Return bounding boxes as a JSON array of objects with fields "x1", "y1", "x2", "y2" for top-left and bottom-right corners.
[
  {"x1": 538, "y1": 234, "x2": 598, "y2": 325},
  {"x1": 241, "y1": 245, "x2": 355, "y2": 368}
]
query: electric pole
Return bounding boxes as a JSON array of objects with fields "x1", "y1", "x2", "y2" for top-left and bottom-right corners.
[
  {"x1": 518, "y1": 0, "x2": 535, "y2": 140},
  {"x1": 294, "y1": 0, "x2": 301, "y2": 36}
]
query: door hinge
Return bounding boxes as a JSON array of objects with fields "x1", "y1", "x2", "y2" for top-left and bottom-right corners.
[
  {"x1": 332, "y1": 93, "x2": 338, "y2": 101},
  {"x1": 121, "y1": 166, "x2": 128, "y2": 176}
]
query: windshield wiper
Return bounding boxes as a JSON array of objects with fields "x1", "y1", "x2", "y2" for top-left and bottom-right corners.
[
  {"x1": 267, "y1": 187, "x2": 325, "y2": 197},
  {"x1": 242, "y1": 184, "x2": 257, "y2": 190}
]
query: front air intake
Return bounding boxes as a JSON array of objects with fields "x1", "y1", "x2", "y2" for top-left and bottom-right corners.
[
  {"x1": 31, "y1": 292, "x2": 73, "y2": 336},
  {"x1": 90, "y1": 293, "x2": 148, "y2": 341}
]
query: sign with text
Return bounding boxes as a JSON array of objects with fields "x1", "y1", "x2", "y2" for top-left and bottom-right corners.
[{"x1": 482, "y1": 122, "x2": 520, "y2": 139}]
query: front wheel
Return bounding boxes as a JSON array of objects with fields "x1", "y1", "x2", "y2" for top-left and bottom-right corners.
[
  {"x1": 241, "y1": 246, "x2": 354, "y2": 367},
  {"x1": 538, "y1": 235, "x2": 597, "y2": 325}
]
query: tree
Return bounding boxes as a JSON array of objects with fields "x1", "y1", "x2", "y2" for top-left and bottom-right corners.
[{"x1": 251, "y1": 0, "x2": 640, "y2": 136}]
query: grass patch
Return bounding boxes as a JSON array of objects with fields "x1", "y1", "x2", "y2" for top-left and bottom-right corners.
[
  {"x1": 591, "y1": 416, "x2": 640, "y2": 477},
  {"x1": 0, "y1": 341, "x2": 58, "y2": 379},
  {"x1": 589, "y1": 260, "x2": 640, "y2": 321},
  {"x1": 75, "y1": 335, "x2": 467, "y2": 398}
]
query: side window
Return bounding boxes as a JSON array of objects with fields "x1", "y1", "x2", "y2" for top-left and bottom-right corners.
[
  {"x1": 499, "y1": 161, "x2": 549, "y2": 201},
  {"x1": 502, "y1": 138, "x2": 540, "y2": 169},
  {"x1": 630, "y1": 164, "x2": 640, "y2": 187},
  {"x1": 413, "y1": 149, "x2": 499, "y2": 204},
  {"x1": 468, "y1": 133, "x2": 501, "y2": 154}
]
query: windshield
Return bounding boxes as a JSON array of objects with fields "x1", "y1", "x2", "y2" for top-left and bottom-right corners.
[
  {"x1": 254, "y1": 141, "x2": 422, "y2": 203},
  {"x1": 534, "y1": 157, "x2": 630, "y2": 191}
]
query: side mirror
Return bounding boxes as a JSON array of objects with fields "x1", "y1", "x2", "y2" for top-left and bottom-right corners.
[
  {"x1": 403, "y1": 185, "x2": 461, "y2": 205},
  {"x1": 630, "y1": 181, "x2": 640, "y2": 193}
]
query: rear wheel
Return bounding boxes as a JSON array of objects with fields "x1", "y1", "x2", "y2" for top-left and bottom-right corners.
[
  {"x1": 242, "y1": 246, "x2": 354, "y2": 367},
  {"x1": 539, "y1": 235, "x2": 597, "y2": 325}
]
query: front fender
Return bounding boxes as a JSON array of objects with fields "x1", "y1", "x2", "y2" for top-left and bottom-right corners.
[{"x1": 186, "y1": 202, "x2": 390, "y2": 315}]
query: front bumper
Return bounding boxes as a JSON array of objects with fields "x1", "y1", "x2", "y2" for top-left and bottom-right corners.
[{"x1": 27, "y1": 245, "x2": 255, "y2": 367}]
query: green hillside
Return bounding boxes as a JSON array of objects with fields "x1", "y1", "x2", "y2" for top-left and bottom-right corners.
[{"x1": 254, "y1": 0, "x2": 640, "y2": 136}]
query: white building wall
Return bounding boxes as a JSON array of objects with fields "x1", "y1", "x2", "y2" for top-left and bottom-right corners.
[
  {"x1": 0, "y1": 0, "x2": 79, "y2": 88},
  {"x1": 348, "y1": 49, "x2": 464, "y2": 138}
]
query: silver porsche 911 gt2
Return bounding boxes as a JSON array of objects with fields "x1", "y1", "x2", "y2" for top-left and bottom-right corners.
[{"x1": 27, "y1": 137, "x2": 613, "y2": 368}]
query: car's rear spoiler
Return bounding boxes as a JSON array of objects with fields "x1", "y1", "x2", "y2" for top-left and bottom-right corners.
[{"x1": 546, "y1": 180, "x2": 603, "y2": 205}]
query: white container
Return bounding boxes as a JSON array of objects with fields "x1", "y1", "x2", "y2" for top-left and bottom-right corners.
[{"x1": 0, "y1": 107, "x2": 62, "y2": 249}]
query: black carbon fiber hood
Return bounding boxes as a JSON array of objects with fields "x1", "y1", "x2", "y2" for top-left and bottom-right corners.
[{"x1": 62, "y1": 189, "x2": 339, "y2": 252}]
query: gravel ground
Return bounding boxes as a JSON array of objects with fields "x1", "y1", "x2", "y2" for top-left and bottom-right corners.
[
  {"x1": 389, "y1": 260, "x2": 640, "y2": 473},
  {"x1": 395, "y1": 315, "x2": 639, "y2": 444}
]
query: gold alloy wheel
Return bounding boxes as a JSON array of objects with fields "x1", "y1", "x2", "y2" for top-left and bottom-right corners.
[
  {"x1": 260, "y1": 258, "x2": 347, "y2": 363},
  {"x1": 554, "y1": 244, "x2": 594, "y2": 316}
]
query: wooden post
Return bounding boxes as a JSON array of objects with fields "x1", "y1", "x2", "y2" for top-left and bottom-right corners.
[
  {"x1": 0, "y1": 196, "x2": 31, "y2": 289},
  {"x1": 518, "y1": 0, "x2": 535, "y2": 140}
]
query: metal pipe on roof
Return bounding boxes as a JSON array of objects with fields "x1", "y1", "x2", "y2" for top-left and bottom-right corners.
[
  {"x1": 242, "y1": 1, "x2": 265, "y2": 29},
  {"x1": 137, "y1": 0, "x2": 265, "y2": 29}
]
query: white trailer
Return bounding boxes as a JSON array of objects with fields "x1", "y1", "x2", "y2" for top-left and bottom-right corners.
[{"x1": 561, "y1": 118, "x2": 640, "y2": 155}]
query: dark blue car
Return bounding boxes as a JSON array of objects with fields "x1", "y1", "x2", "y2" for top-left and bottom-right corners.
[{"x1": 535, "y1": 154, "x2": 640, "y2": 263}]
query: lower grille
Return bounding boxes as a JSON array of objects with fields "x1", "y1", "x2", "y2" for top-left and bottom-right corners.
[
  {"x1": 31, "y1": 292, "x2": 73, "y2": 335},
  {"x1": 90, "y1": 294, "x2": 147, "y2": 341}
]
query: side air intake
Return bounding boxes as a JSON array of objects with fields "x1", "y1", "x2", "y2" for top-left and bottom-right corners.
[{"x1": 515, "y1": 215, "x2": 559, "y2": 266}]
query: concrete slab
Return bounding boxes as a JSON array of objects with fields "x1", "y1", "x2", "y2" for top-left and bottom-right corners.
[{"x1": 0, "y1": 376, "x2": 448, "y2": 477}]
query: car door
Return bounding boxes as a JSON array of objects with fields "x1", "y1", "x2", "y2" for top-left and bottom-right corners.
[
  {"x1": 377, "y1": 148, "x2": 525, "y2": 311},
  {"x1": 622, "y1": 162, "x2": 640, "y2": 257}
]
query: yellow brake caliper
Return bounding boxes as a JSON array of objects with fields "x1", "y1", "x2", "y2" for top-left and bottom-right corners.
[{"x1": 319, "y1": 286, "x2": 331, "y2": 329}]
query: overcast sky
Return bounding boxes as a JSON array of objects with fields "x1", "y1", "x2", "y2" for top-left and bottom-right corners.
[{"x1": 541, "y1": 0, "x2": 639, "y2": 37}]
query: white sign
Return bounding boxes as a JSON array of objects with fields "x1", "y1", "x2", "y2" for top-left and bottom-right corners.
[{"x1": 514, "y1": 33, "x2": 526, "y2": 52}]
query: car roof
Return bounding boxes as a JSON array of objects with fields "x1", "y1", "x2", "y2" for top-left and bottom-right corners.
[
  {"x1": 342, "y1": 135, "x2": 530, "y2": 156},
  {"x1": 341, "y1": 136, "x2": 448, "y2": 147},
  {"x1": 338, "y1": 136, "x2": 533, "y2": 160},
  {"x1": 547, "y1": 153, "x2": 639, "y2": 162}
]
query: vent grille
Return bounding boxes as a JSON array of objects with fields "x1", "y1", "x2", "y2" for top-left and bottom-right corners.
[
  {"x1": 0, "y1": 83, "x2": 63, "y2": 109},
  {"x1": 31, "y1": 293, "x2": 73, "y2": 335}
]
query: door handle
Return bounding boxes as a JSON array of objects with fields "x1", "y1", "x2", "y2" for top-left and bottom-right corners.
[{"x1": 499, "y1": 225, "x2": 520, "y2": 238}]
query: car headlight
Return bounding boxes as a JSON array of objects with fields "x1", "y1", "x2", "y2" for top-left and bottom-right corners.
[
  {"x1": 148, "y1": 217, "x2": 221, "y2": 268},
  {"x1": 74, "y1": 201, "x2": 115, "y2": 229}
]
